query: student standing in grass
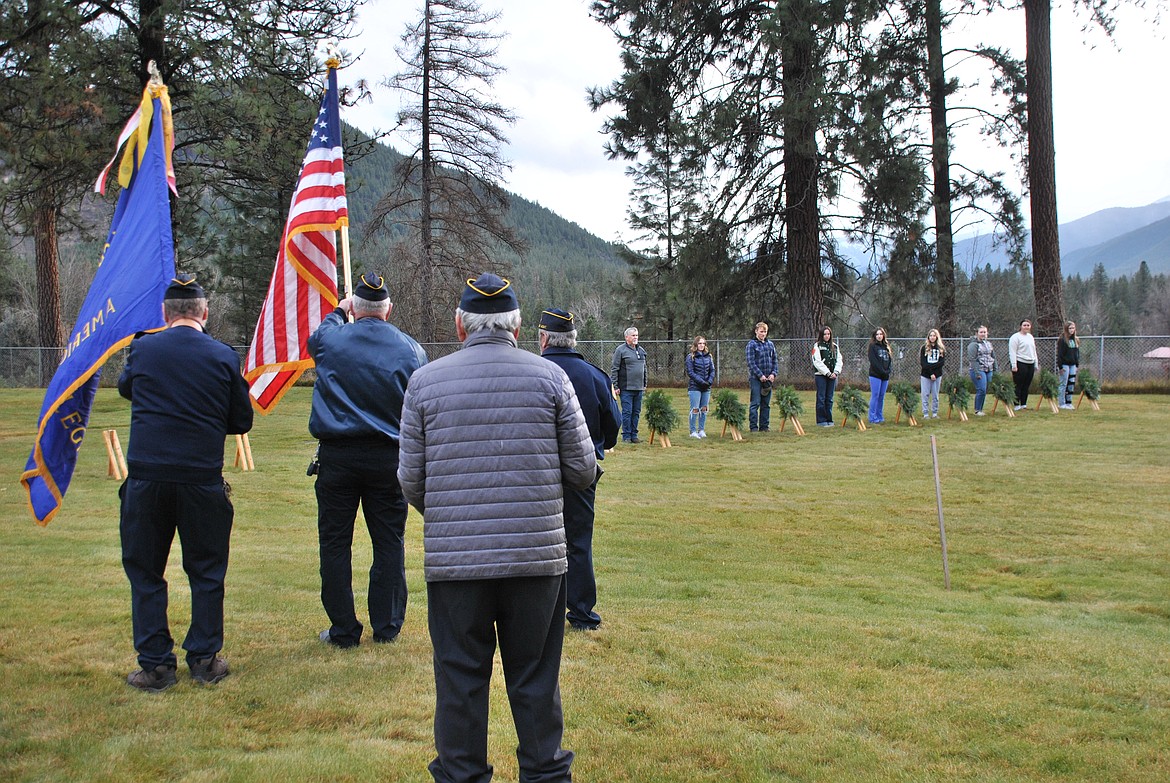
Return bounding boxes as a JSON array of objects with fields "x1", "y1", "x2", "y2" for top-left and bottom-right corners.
[
  {"x1": 745, "y1": 322, "x2": 778, "y2": 432},
  {"x1": 1009, "y1": 318, "x2": 1038, "y2": 409},
  {"x1": 867, "y1": 327, "x2": 892, "y2": 424},
  {"x1": 967, "y1": 324, "x2": 996, "y2": 416},
  {"x1": 1057, "y1": 320, "x2": 1080, "y2": 409},
  {"x1": 610, "y1": 326, "x2": 648, "y2": 443},
  {"x1": 920, "y1": 328, "x2": 946, "y2": 418},
  {"x1": 687, "y1": 335, "x2": 715, "y2": 438},
  {"x1": 811, "y1": 326, "x2": 842, "y2": 426}
]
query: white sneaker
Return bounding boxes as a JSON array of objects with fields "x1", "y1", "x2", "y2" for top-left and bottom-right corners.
[
  {"x1": 1014, "y1": 404, "x2": 1024, "y2": 410},
  {"x1": 975, "y1": 411, "x2": 985, "y2": 416},
  {"x1": 689, "y1": 432, "x2": 701, "y2": 439},
  {"x1": 1060, "y1": 404, "x2": 1074, "y2": 410},
  {"x1": 698, "y1": 430, "x2": 707, "y2": 438}
]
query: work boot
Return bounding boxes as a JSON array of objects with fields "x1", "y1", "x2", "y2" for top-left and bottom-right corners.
[
  {"x1": 189, "y1": 655, "x2": 230, "y2": 685},
  {"x1": 127, "y1": 664, "x2": 177, "y2": 693}
]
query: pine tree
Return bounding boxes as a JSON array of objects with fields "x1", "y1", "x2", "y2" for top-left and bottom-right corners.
[{"x1": 374, "y1": 0, "x2": 521, "y2": 342}]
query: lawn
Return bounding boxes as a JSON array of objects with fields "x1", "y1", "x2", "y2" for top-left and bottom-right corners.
[{"x1": 1, "y1": 387, "x2": 1168, "y2": 782}]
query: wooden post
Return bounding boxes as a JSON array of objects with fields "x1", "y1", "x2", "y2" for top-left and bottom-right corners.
[
  {"x1": 102, "y1": 429, "x2": 127, "y2": 480},
  {"x1": 1037, "y1": 395, "x2": 1059, "y2": 413},
  {"x1": 930, "y1": 434, "x2": 951, "y2": 590},
  {"x1": 790, "y1": 416, "x2": 805, "y2": 436},
  {"x1": 234, "y1": 434, "x2": 255, "y2": 471}
]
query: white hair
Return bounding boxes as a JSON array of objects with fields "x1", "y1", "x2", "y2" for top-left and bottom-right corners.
[
  {"x1": 163, "y1": 297, "x2": 208, "y2": 319},
  {"x1": 457, "y1": 307, "x2": 521, "y2": 334},
  {"x1": 624, "y1": 326, "x2": 638, "y2": 338},
  {"x1": 542, "y1": 329, "x2": 578, "y2": 349},
  {"x1": 352, "y1": 297, "x2": 390, "y2": 319}
]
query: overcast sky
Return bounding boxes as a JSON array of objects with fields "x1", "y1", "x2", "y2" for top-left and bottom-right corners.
[{"x1": 338, "y1": 1, "x2": 1170, "y2": 244}]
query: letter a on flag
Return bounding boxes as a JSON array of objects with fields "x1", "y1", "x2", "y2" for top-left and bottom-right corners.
[
  {"x1": 21, "y1": 84, "x2": 177, "y2": 525},
  {"x1": 245, "y1": 62, "x2": 348, "y2": 411}
]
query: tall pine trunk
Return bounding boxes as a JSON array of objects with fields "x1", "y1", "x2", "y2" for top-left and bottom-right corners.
[
  {"x1": 34, "y1": 192, "x2": 64, "y2": 385},
  {"x1": 781, "y1": 13, "x2": 824, "y2": 343},
  {"x1": 417, "y1": 0, "x2": 437, "y2": 343},
  {"x1": 926, "y1": 0, "x2": 956, "y2": 337},
  {"x1": 1024, "y1": 0, "x2": 1064, "y2": 337}
]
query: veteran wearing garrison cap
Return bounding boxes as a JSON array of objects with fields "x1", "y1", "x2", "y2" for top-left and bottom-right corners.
[
  {"x1": 398, "y1": 274, "x2": 597, "y2": 783},
  {"x1": 539, "y1": 307, "x2": 620, "y2": 632},
  {"x1": 307, "y1": 272, "x2": 427, "y2": 648},
  {"x1": 117, "y1": 274, "x2": 253, "y2": 691}
]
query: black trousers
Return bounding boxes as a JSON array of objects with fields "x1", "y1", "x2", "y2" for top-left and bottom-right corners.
[
  {"x1": 564, "y1": 480, "x2": 601, "y2": 629},
  {"x1": 315, "y1": 440, "x2": 408, "y2": 645},
  {"x1": 120, "y1": 477, "x2": 233, "y2": 669},
  {"x1": 1013, "y1": 361, "x2": 1036, "y2": 406},
  {"x1": 427, "y1": 575, "x2": 573, "y2": 783}
]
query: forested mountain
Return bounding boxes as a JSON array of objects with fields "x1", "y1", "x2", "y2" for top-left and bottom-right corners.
[
  {"x1": 343, "y1": 125, "x2": 628, "y2": 339},
  {"x1": 949, "y1": 198, "x2": 1170, "y2": 276}
]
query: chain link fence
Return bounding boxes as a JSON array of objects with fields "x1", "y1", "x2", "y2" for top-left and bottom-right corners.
[{"x1": 3, "y1": 335, "x2": 1169, "y2": 389}]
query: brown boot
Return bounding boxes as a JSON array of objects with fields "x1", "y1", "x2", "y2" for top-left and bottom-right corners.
[
  {"x1": 127, "y1": 664, "x2": 177, "y2": 692},
  {"x1": 189, "y1": 655, "x2": 230, "y2": 685}
]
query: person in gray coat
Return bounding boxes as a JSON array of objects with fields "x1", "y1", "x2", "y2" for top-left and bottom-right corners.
[{"x1": 398, "y1": 273, "x2": 597, "y2": 783}]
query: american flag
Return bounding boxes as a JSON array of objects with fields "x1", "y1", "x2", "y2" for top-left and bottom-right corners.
[{"x1": 245, "y1": 64, "x2": 348, "y2": 412}]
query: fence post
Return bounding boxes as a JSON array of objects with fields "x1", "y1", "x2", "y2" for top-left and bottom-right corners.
[{"x1": 1099, "y1": 335, "x2": 1105, "y2": 381}]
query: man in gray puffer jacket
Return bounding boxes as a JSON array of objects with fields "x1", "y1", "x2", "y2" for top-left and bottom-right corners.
[{"x1": 398, "y1": 272, "x2": 597, "y2": 783}]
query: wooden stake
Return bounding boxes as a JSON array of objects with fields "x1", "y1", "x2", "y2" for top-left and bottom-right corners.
[
  {"x1": 721, "y1": 421, "x2": 728, "y2": 438},
  {"x1": 234, "y1": 434, "x2": 255, "y2": 471},
  {"x1": 108, "y1": 429, "x2": 127, "y2": 479},
  {"x1": 930, "y1": 434, "x2": 951, "y2": 590},
  {"x1": 730, "y1": 425, "x2": 744, "y2": 441},
  {"x1": 102, "y1": 430, "x2": 125, "y2": 480},
  {"x1": 791, "y1": 417, "x2": 805, "y2": 436}
]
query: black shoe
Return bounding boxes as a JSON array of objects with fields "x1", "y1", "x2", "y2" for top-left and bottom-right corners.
[
  {"x1": 569, "y1": 623, "x2": 601, "y2": 632},
  {"x1": 319, "y1": 629, "x2": 359, "y2": 648},
  {"x1": 630, "y1": 437, "x2": 640, "y2": 443},
  {"x1": 127, "y1": 664, "x2": 177, "y2": 692},
  {"x1": 372, "y1": 634, "x2": 398, "y2": 644},
  {"x1": 189, "y1": 655, "x2": 230, "y2": 685}
]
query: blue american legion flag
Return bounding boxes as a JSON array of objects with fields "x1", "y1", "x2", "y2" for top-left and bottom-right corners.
[
  {"x1": 244, "y1": 62, "x2": 348, "y2": 412},
  {"x1": 21, "y1": 86, "x2": 177, "y2": 525}
]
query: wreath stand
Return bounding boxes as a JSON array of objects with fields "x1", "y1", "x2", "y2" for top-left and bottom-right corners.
[
  {"x1": 1035, "y1": 395, "x2": 1060, "y2": 414},
  {"x1": 234, "y1": 433, "x2": 256, "y2": 470},
  {"x1": 841, "y1": 413, "x2": 867, "y2": 431},
  {"x1": 990, "y1": 398, "x2": 1017, "y2": 417},
  {"x1": 102, "y1": 429, "x2": 128, "y2": 480},
  {"x1": 894, "y1": 405, "x2": 919, "y2": 426},
  {"x1": 720, "y1": 421, "x2": 745, "y2": 441},
  {"x1": 778, "y1": 415, "x2": 805, "y2": 436},
  {"x1": 1077, "y1": 391, "x2": 1101, "y2": 411},
  {"x1": 648, "y1": 429, "x2": 673, "y2": 448},
  {"x1": 948, "y1": 405, "x2": 969, "y2": 422}
]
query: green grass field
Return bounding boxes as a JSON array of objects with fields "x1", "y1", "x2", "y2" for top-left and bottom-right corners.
[{"x1": 2, "y1": 387, "x2": 1168, "y2": 782}]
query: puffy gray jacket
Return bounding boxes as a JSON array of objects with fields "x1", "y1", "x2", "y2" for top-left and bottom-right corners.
[{"x1": 398, "y1": 329, "x2": 598, "y2": 582}]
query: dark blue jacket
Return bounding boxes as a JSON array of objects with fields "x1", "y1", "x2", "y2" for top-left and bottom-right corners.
[
  {"x1": 118, "y1": 325, "x2": 253, "y2": 484},
  {"x1": 686, "y1": 351, "x2": 715, "y2": 391},
  {"x1": 308, "y1": 309, "x2": 428, "y2": 442},
  {"x1": 543, "y1": 346, "x2": 621, "y2": 460}
]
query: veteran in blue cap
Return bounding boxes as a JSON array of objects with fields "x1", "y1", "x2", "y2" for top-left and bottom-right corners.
[
  {"x1": 539, "y1": 307, "x2": 620, "y2": 631},
  {"x1": 307, "y1": 272, "x2": 427, "y2": 648},
  {"x1": 117, "y1": 274, "x2": 253, "y2": 691},
  {"x1": 398, "y1": 273, "x2": 597, "y2": 782}
]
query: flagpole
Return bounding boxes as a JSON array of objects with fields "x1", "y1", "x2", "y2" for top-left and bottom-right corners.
[{"x1": 325, "y1": 46, "x2": 353, "y2": 301}]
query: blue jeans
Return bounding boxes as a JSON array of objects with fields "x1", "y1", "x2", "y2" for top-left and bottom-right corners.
[
  {"x1": 815, "y1": 375, "x2": 836, "y2": 424},
  {"x1": 921, "y1": 376, "x2": 941, "y2": 416},
  {"x1": 620, "y1": 389, "x2": 643, "y2": 441},
  {"x1": 868, "y1": 376, "x2": 888, "y2": 423},
  {"x1": 748, "y1": 377, "x2": 772, "y2": 431},
  {"x1": 970, "y1": 370, "x2": 992, "y2": 412},
  {"x1": 688, "y1": 389, "x2": 710, "y2": 433},
  {"x1": 1059, "y1": 364, "x2": 1077, "y2": 405}
]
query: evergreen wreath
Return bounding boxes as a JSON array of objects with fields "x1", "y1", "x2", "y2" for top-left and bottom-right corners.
[
  {"x1": 837, "y1": 386, "x2": 868, "y2": 423},
  {"x1": 889, "y1": 381, "x2": 921, "y2": 415},
  {"x1": 988, "y1": 372, "x2": 1017, "y2": 406},
  {"x1": 712, "y1": 389, "x2": 748, "y2": 430},
  {"x1": 943, "y1": 375, "x2": 972, "y2": 411},
  {"x1": 773, "y1": 384, "x2": 804, "y2": 419},
  {"x1": 644, "y1": 389, "x2": 679, "y2": 435},
  {"x1": 1078, "y1": 367, "x2": 1101, "y2": 400},
  {"x1": 1037, "y1": 369, "x2": 1061, "y2": 400}
]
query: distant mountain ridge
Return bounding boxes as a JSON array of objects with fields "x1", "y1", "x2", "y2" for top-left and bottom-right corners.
[{"x1": 953, "y1": 197, "x2": 1170, "y2": 277}]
